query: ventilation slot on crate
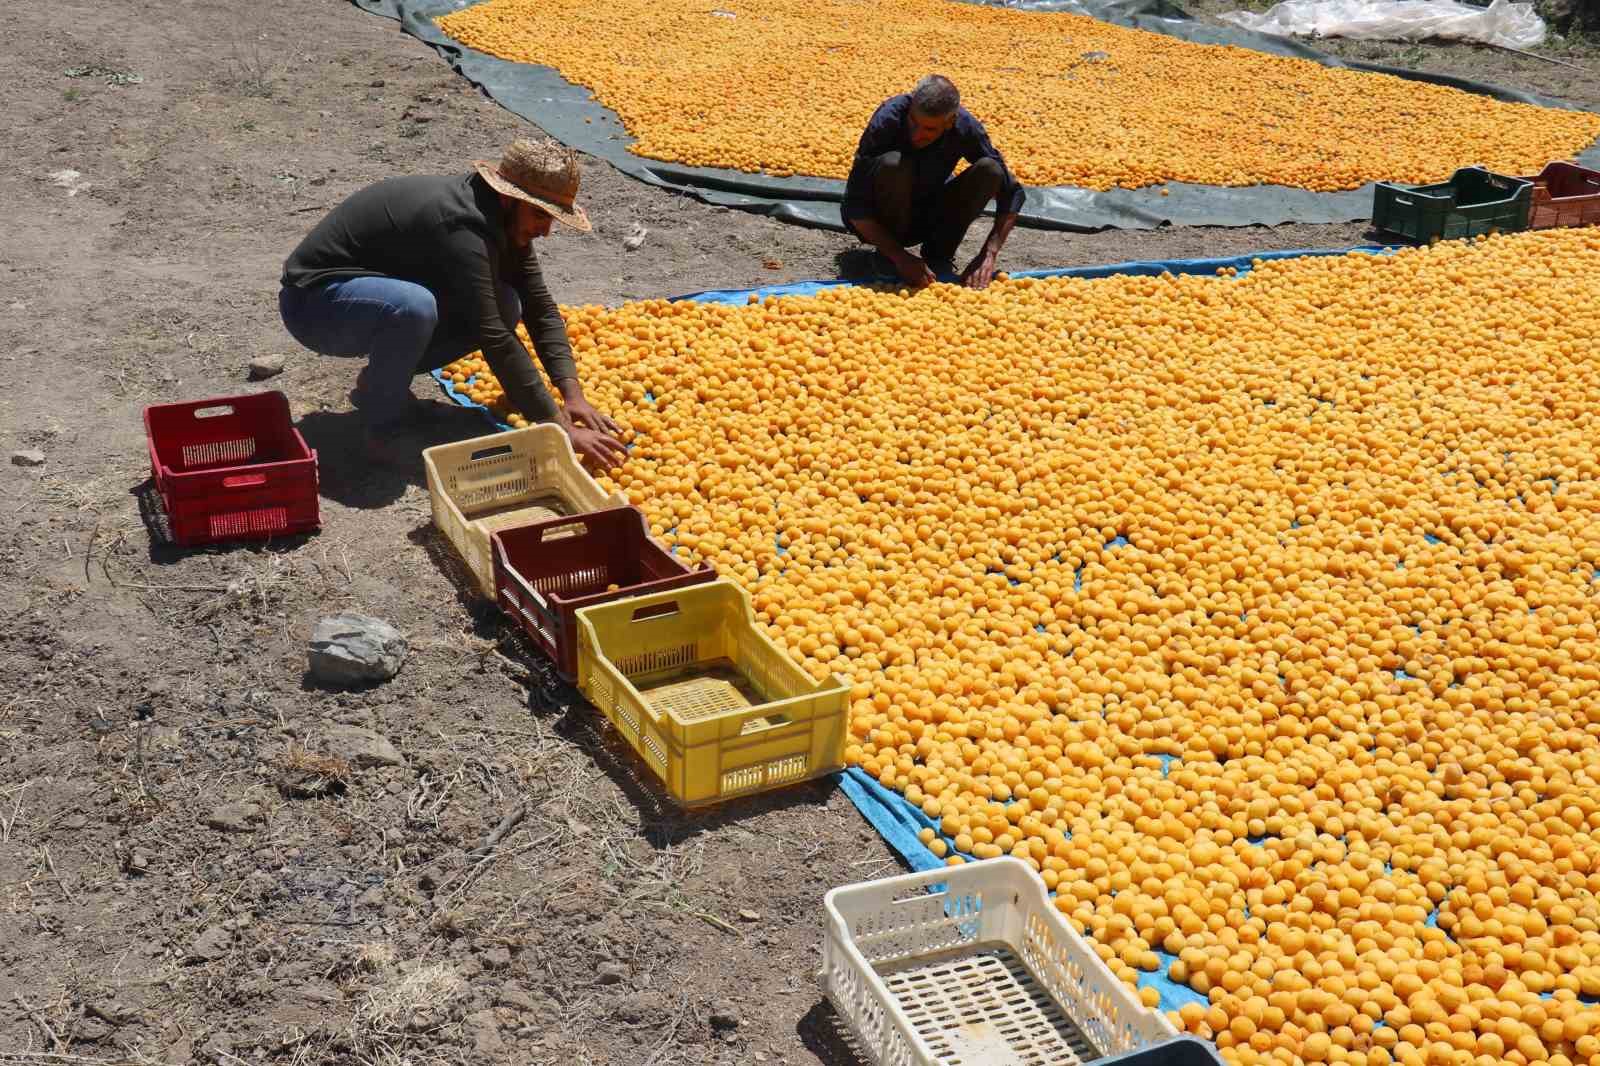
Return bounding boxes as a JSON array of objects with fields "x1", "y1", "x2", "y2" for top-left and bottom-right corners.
[
  {"x1": 183, "y1": 438, "x2": 256, "y2": 469},
  {"x1": 641, "y1": 730, "x2": 668, "y2": 771},
  {"x1": 209, "y1": 507, "x2": 290, "y2": 539},
  {"x1": 619, "y1": 643, "x2": 696, "y2": 678}
]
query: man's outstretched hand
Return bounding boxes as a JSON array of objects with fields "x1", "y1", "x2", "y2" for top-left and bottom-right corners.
[
  {"x1": 567, "y1": 424, "x2": 628, "y2": 473},
  {"x1": 892, "y1": 250, "x2": 937, "y2": 290},
  {"x1": 564, "y1": 394, "x2": 622, "y2": 436},
  {"x1": 961, "y1": 248, "x2": 999, "y2": 290}
]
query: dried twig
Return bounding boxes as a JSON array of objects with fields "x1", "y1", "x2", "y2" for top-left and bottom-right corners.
[
  {"x1": 695, "y1": 910, "x2": 741, "y2": 936},
  {"x1": 1486, "y1": 41, "x2": 1592, "y2": 70},
  {"x1": 467, "y1": 803, "x2": 527, "y2": 862},
  {"x1": 41, "y1": 845, "x2": 76, "y2": 905},
  {"x1": 640, "y1": 994, "x2": 693, "y2": 1066},
  {"x1": 83, "y1": 514, "x2": 101, "y2": 585},
  {"x1": 1, "y1": 780, "x2": 29, "y2": 842},
  {"x1": 12, "y1": 993, "x2": 64, "y2": 1052}
]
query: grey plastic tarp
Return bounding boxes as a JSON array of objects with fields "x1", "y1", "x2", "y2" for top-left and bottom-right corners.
[{"x1": 351, "y1": 0, "x2": 1600, "y2": 231}]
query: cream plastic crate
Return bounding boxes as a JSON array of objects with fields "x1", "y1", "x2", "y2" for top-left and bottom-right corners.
[
  {"x1": 422, "y1": 425, "x2": 627, "y2": 598},
  {"x1": 822, "y1": 857, "x2": 1176, "y2": 1066}
]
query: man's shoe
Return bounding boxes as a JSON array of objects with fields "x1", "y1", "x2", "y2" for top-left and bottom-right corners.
[{"x1": 925, "y1": 256, "x2": 957, "y2": 279}]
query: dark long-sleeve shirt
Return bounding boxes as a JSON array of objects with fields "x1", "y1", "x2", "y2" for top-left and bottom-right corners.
[
  {"x1": 281, "y1": 173, "x2": 574, "y2": 422},
  {"x1": 842, "y1": 95, "x2": 1026, "y2": 225}
]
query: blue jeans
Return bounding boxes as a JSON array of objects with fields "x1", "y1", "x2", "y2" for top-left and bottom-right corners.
[{"x1": 278, "y1": 276, "x2": 521, "y2": 426}]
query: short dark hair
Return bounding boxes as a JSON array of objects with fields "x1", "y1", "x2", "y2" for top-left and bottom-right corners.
[{"x1": 910, "y1": 74, "x2": 960, "y2": 118}]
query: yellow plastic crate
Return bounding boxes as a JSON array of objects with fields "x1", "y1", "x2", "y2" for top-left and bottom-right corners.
[
  {"x1": 422, "y1": 425, "x2": 627, "y2": 598},
  {"x1": 574, "y1": 578, "x2": 850, "y2": 806}
]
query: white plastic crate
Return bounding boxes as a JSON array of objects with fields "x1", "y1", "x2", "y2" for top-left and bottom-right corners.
[{"x1": 822, "y1": 857, "x2": 1176, "y2": 1066}]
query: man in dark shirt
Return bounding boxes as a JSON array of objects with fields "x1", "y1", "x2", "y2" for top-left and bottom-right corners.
[
  {"x1": 842, "y1": 75, "x2": 1025, "y2": 291},
  {"x1": 279, "y1": 138, "x2": 626, "y2": 470}
]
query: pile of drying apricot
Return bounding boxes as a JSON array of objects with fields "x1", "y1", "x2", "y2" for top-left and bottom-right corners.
[
  {"x1": 437, "y1": 0, "x2": 1599, "y2": 192},
  {"x1": 455, "y1": 231, "x2": 1600, "y2": 1066}
]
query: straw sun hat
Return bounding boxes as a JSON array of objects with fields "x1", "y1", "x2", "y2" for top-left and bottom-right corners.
[{"x1": 474, "y1": 137, "x2": 591, "y2": 233}]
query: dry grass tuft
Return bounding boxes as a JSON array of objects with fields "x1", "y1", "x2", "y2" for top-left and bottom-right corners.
[{"x1": 355, "y1": 962, "x2": 467, "y2": 1033}]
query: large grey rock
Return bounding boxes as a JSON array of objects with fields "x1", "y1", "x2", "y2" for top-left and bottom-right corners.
[
  {"x1": 308, "y1": 612, "x2": 406, "y2": 686},
  {"x1": 320, "y1": 724, "x2": 405, "y2": 769}
]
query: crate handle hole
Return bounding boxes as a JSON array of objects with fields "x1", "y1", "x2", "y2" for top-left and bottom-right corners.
[
  {"x1": 192, "y1": 404, "x2": 236, "y2": 419},
  {"x1": 469, "y1": 444, "x2": 515, "y2": 462},
  {"x1": 630, "y1": 600, "x2": 680, "y2": 622},
  {"x1": 740, "y1": 713, "x2": 790, "y2": 735},
  {"x1": 539, "y1": 520, "x2": 588, "y2": 541},
  {"x1": 222, "y1": 473, "x2": 267, "y2": 489}
]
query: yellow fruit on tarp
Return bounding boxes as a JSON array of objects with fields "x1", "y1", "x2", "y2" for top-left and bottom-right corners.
[
  {"x1": 438, "y1": 0, "x2": 1599, "y2": 192},
  {"x1": 457, "y1": 231, "x2": 1600, "y2": 1063}
]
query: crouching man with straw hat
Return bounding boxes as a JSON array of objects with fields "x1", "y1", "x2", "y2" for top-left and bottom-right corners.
[{"x1": 279, "y1": 138, "x2": 627, "y2": 470}]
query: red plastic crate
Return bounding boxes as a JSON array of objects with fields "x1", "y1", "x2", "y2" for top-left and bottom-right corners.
[
  {"x1": 1522, "y1": 161, "x2": 1600, "y2": 230},
  {"x1": 491, "y1": 506, "x2": 716, "y2": 681},
  {"x1": 143, "y1": 391, "x2": 320, "y2": 546}
]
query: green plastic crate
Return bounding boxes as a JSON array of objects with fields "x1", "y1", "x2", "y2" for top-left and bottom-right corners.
[{"x1": 1372, "y1": 167, "x2": 1533, "y2": 244}]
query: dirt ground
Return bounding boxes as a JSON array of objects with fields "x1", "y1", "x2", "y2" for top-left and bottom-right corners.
[{"x1": 0, "y1": 1, "x2": 1595, "y2": 1063}]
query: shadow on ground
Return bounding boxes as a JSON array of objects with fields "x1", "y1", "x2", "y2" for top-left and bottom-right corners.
[{"x1": 296, "y1": 406, "x2": 491, "y2": 509}]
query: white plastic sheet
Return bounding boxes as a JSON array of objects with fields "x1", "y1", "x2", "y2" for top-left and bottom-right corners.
[{"x1": 1220, "y1": 0, "x2": 1546, "y2": 50}]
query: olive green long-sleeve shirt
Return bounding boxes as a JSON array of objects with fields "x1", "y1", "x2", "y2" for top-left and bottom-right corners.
[{"x1": 281, "y1": 173, "x2": 575, "y2": 422}]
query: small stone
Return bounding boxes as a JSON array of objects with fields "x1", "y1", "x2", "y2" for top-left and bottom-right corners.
[
  {"x1": 88, "y1": 998, "x2": 141, "y2": 1026},
  {"x1": 369, "y1": 78, "x2": 386, "y2": 87},
  {"x1": 204, "y1": 801, "x2": 264, "y2": 833},
  {"x1": 73, "y1": 1017, "x2": 115, "y2": 1042},
  {"x1": 622, "y1": 223, "x2": 648, "y2": 251},
  {"x1": 614, "y1": 991, "x2": 662, "y2": 1024},
  {"x1": 464, "y1": 1009, "x2": 504, "y2": 1055},
  {"x1": 11, "y1": 450, "x2": 45, "y2": 467},
  {"x1": 497, "y1": 985, "x2": 536, "y2": 1012},
  {"x1": 738, "y1": 908, "x2": 761, "y2": 922},
  {"x1": 357, "y1": 886, "x2": 385, "y2": 909},
  {"x1": 418, "y1": 871, "x2": 438, "y2": 892},
  {"x1": 308, "y1": 613, "x2": 407, "y2": 686},
  {"x1": 319, "y1": 724, "x2": 405, "y2": 769},
  {"x1": 595, "y1": 961, "x2": 626, "y2": 986},
  {"x1": 247, "y1": 354, "x2": 285, "y2": 381},
  {"x1": 189, "y1": 925, "x2": 232, "y2": 962},
  {"x1": 709, "y1": 1000, "x2": 740, "y2": 1030},
  {"x1": 62, "y1": 814, "x2": 89, "y2": 830},
  {"x1": 199, "y1": 1032, "x2": 233, "y2": 1060},
  {"x1": 127, "y1": 851, "x2": 151, "y2": 875},
  {"x1": 481, "y1": 946, "x2": 512, "y2": 970}
]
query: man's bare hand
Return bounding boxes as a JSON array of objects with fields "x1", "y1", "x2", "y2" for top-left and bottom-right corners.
[
  {"x1": 893, "y1": 251, "x2": 937, "y2": 290},
  {"x1": 567, "y1": 425, "x2": 628, "y2": 473},
  {"x1": 961, "y1": 249, "x2": 999, "y2": 290},
  {"x1": 563, "y1": 394, "x2": 622, "y2": 436}
]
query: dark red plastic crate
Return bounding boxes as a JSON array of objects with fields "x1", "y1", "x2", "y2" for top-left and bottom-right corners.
[
  {"x1": 1522, "y1": 161, "x2": 1600, "y2": 231},
  {"x1": 491, "y1": 506, "x2": 716, "y2": 681},
  {"x1": 143, "y1": 391, "x2": 320, "y2": 546}
]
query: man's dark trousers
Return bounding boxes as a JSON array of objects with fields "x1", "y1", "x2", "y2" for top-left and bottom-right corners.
[{"x1": 849, "y1": 153, "x2": 1003, "y2": 264}]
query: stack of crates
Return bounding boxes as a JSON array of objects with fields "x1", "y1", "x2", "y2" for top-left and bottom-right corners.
[
  {"x1": 143, "y1": 391, "x2": 321, "y2": 546},
  {"x1": 424, "y1": 425, "x2": 850, "y2": 806}
]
